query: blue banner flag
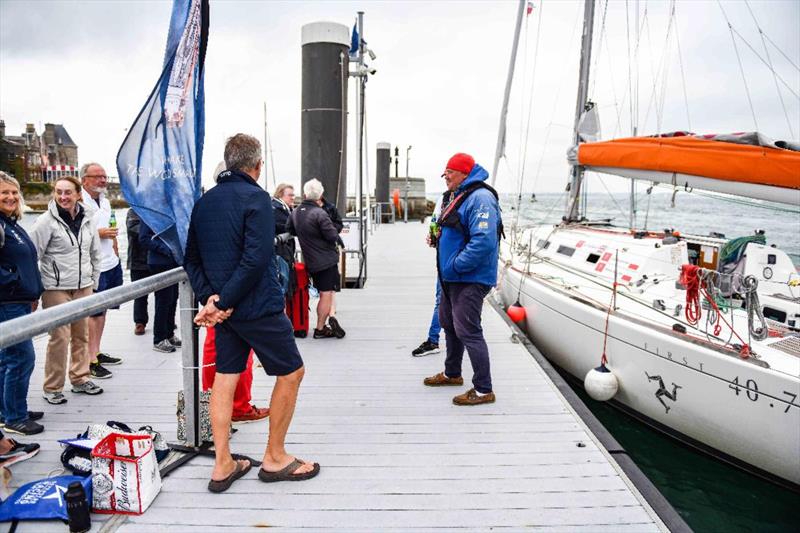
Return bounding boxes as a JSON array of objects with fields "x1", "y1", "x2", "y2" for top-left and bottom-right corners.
[
  {"x1": 349, "y1": 20, "x2": 359, "y2": 59},
  {"x1": 117, "y1": 0, "x2": 209, "y2": 264}
]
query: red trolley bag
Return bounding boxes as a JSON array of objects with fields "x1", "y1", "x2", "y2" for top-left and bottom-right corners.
[{"x1": 286, "y1": 262, "x2": 309, "y2": 338}]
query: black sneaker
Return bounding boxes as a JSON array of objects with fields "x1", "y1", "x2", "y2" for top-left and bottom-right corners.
[
  {"x1": 0, "y1": 411, "x2": 43, "y2": 428},
  {"x1": 96, "y1": 352, "x2": 122, "y2": 366},
  {"x1": 313, "y1": 326, "x2": 337, "y2": 339},
  {"x1": 0, "y1": 440, "x2": 41, "y2": 467},
  {"x1": 168, "y1": 336, "x2": 182, "y2": 348},
  {"x1": 328, "y1": 317, "x2": 346, "y2": 338},
  {"x1": 412, "y1": 340, "x2": 441, "y2": 357},
  {"x1": 4, "y1": 419, "x2": 44, "y2": 436},
  {"x1": 90, "y1": 362, "x2": 113, "y2": 379}
]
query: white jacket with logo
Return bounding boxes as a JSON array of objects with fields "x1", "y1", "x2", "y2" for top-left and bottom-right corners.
[{"x1": 30, "y1": 200, "x2": 101, "y2": 291}]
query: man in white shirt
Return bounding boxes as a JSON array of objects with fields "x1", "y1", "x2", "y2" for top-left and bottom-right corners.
[{"x1": 80, "y1": 163, "x2": 124, "y2": 378}]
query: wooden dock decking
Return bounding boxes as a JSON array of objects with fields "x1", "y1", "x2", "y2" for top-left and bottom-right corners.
[{"x1": 13, "y1": 222, "x2": 667, "y2": 532}]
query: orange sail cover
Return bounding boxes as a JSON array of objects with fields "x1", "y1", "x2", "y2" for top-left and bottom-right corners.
[{"x1": 577, "y1": 136, "x2": 800, "y2": 191}]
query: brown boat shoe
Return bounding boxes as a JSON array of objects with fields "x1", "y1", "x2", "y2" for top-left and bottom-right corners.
[
  {"x1": 453, "y1": 388, "x2": 496, "y2": 406},
  {"x1": 423, "y1": 372, "x2": 464, "y2": 387}
]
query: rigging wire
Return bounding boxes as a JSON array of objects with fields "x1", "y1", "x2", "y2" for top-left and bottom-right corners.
[
  {"x1": 727, "y1": 25, "x2": 800, "y2": 101},
  {"x1": 744, "y1": 0, "x2": 794, "y2": 137},
  {"x1": 763, "y1": 31, "x2": 800, "y2": 72},
  {"x1": 513, "y1": 1, "x2": 545, "y2": 232},
  {"x1": 625, "y1": 0, "x2": 634, "y2": 134},
  {"x1": 593, "y1": 174, "x2": 631, "y2": 222},
  {"x1": 747, "y1": 20, "x2": 798, "y2": 122},
  {"x1": 589, "y1": 0, "x2": 610, "y2": 98},
  {"x1": 672, "y1": 2, "x2": 692, "y2": 132},
  {"x1": 717, "y1": 0, "x2": 760, "y2": 131},
  {"x1": 640, "y1": 1, "x2": 674, "y2": 135},
  {"x1": 529, "y1": 6, "x2": 584, "y2": 194}
]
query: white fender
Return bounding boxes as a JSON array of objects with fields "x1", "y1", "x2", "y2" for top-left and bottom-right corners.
[{"x1": 584, "y1": 364, "x2": 619, "y2": 401}]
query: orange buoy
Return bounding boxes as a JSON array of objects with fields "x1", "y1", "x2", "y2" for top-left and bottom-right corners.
[
  {"x1": 507, "y1": 302, "x2": 526, "y2": 323},
  {"x1": 392, "y1": 189, "x2": 400, "y2": 211}
]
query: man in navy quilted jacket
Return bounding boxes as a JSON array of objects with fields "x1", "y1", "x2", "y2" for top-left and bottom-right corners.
[{"x1": 184, "y1": 134, "x2": 319, "y2": 492}]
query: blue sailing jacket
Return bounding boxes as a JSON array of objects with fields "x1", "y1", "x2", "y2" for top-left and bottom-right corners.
[
  {"x1": 184, "y1": 170, "x2": 284, "y2": 320},
  {"x1": 437, "y1": 164, "x2": 501, "y2": 287}
]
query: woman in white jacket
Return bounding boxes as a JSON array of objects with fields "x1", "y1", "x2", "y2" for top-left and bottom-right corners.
[{"x1": 31, "y1": 176, "x2": 104, "y2": 405}]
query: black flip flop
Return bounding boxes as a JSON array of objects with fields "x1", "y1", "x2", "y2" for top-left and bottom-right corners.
[
  {"x1": 207, "y1": 459, "x2": 251, "y2": 493},
  {"x1": 258, "y1": 458, "x2": 320, "y2": 482}
]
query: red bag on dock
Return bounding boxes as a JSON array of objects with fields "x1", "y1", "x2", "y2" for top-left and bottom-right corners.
[{"x1": 286, "y1": 262, "x2": 309, "y2": 338}]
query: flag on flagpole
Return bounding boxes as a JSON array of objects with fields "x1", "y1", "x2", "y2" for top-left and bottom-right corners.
[
  {"x1": 349, "y1": 19, "x2": 359, "y2": 59},
  {"x1": 117, "y1": 0, "x2": 209, "y2": 264}
]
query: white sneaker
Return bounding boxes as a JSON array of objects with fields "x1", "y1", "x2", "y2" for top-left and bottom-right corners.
[
  {"x1": 71, "y1": 381, "x2": 103, "y2": 395},
  {"x1": 43, "y1": 391, "x2": 68, "y2": 405}
]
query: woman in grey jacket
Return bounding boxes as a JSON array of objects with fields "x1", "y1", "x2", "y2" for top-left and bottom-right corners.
[{"x1": 31, "y1": 176, "x2": 104, "y2": 405}]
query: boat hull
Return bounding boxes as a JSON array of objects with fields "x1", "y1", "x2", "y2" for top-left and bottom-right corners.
[{"x1": 497, "y1": 262, "x2": 800, "y2": 488}]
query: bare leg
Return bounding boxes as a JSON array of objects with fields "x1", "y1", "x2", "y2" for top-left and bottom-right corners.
[
  {"x1": 88, "y1": 314, "x2": 106, "y2": 363},
  {"x1": 261, "y1": 366, "x2": 314, "y2": 474},
  {"x1": 329, "y1": 294, "x2": 336, "y2": 318},
  {"x1": 210, "y1": 372, "x2": 248, "y2": 480},
  {"x1": 316, "y1": 291, "x2": 333, "y2": 330}
]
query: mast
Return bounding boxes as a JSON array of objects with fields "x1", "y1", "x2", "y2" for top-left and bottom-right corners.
[
  {"x1": 490, "y1": 0, "x2": 526, "y2": 187},
  {"x1": 565, "y1": 0, "x2": 596, "y2": 222},
  {"x1": 357, "y1": 11, "x2": 366, "y2": 267},
  {"x1": 263, "y1": 101, "x2": 277, "y2": 190},
  {"x1": 263, "y1": 102, "x2": 268, "y2": 190}
]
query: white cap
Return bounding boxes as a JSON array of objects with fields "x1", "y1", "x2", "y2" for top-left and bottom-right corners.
[{"x1": 301, "y1": 22, "x2": 350, "y2": 47}]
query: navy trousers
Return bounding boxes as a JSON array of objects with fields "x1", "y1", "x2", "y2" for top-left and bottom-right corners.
[
  {"x1": 130, "y1": 269, "x2": 151, "y2": 325},
  {"x1": 439, "y1": 282, "x2": 493, "y2": 393},
  {"x1": 150, "y1": 265, "x2": 178, "y2": 344}
]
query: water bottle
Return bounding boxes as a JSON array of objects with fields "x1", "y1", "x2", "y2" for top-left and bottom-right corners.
[
  {"x1": 65, "y1": 481, "x2": 91, "y2": 533},
  {"x1": 429, "y1": 216, "x2": 439, "y2": 247},
  {"x1": 108, "y1": 210, "x2": 117, "y2": 228}
]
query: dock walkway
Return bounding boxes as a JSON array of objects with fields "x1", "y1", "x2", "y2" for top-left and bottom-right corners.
[{"x1": 15, "y1": 222, "x2": 666, "y2": 531}]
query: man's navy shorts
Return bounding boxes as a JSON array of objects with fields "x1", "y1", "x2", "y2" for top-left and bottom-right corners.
[
  {"x1": 91, "y1": 262, "x2": 123, "y2": 317},
  {"x1": 214, "y1": 312, "x2": 303, "y2": 376},
  {"x1": 310, "y1": 265, "x2": 340, "y2": 292}
]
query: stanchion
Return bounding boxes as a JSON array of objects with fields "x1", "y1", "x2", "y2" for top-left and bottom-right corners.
[{"x1": 161, "y1": 281, "x2": 257, "y2": 477}]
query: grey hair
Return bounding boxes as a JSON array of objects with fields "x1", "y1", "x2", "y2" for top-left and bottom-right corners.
[
  {"x1": 223, "y1": 134, "x2": 261, "y2": 172},
  {"x1": 79, "y1": 162, "x2": 104, "y2": 179},
  {"x1": 0, "y1": 171, "x2": 25, "y2": 219},
  {"x1": 303, "y1": 179, "x2": 324, "y2": 201}
]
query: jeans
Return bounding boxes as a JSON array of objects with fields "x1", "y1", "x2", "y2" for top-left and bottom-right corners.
[
  {"x1": 151, "y1": 265, "x2": 178, "y2": 343},
  {"x1": 427, "y1": 279, "x2": 442, "y2": 345},
  {"x1": 130, "y1": 269, "x2": 151, "y2": 325},
  {"x1": 439, "y1": 282, "x2": 493, "y2": 394},
  {"x1": 0, "y1": 303, "x2": 36, "y2": 424}
]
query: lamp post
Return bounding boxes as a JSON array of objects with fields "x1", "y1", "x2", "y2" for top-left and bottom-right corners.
[{"x1": 403, "y1": 145, "x2": 412, "y2": 223}]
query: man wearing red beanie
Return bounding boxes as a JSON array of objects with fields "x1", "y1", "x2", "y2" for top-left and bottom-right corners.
[{"x1": 423, "y1": 152, "x2": 503, "y2": 405}]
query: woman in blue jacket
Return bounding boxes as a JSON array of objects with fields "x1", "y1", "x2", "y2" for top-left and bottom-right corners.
[{"x1": 0, "y1": 172, "x2": 45, "y2": 436}]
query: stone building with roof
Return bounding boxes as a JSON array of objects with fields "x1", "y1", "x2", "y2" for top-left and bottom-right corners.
[{"x1": 0, "y1": 119, "x2": 79, "y2": 182}]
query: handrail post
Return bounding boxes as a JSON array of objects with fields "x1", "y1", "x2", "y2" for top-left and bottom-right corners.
[{"x1": 179, "y1": 279, "x2": 200, "y2": 447}]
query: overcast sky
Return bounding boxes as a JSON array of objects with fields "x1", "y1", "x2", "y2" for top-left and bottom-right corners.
[{"x1": 1, "y1": 0, "x2": 798, "y2": 196}]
